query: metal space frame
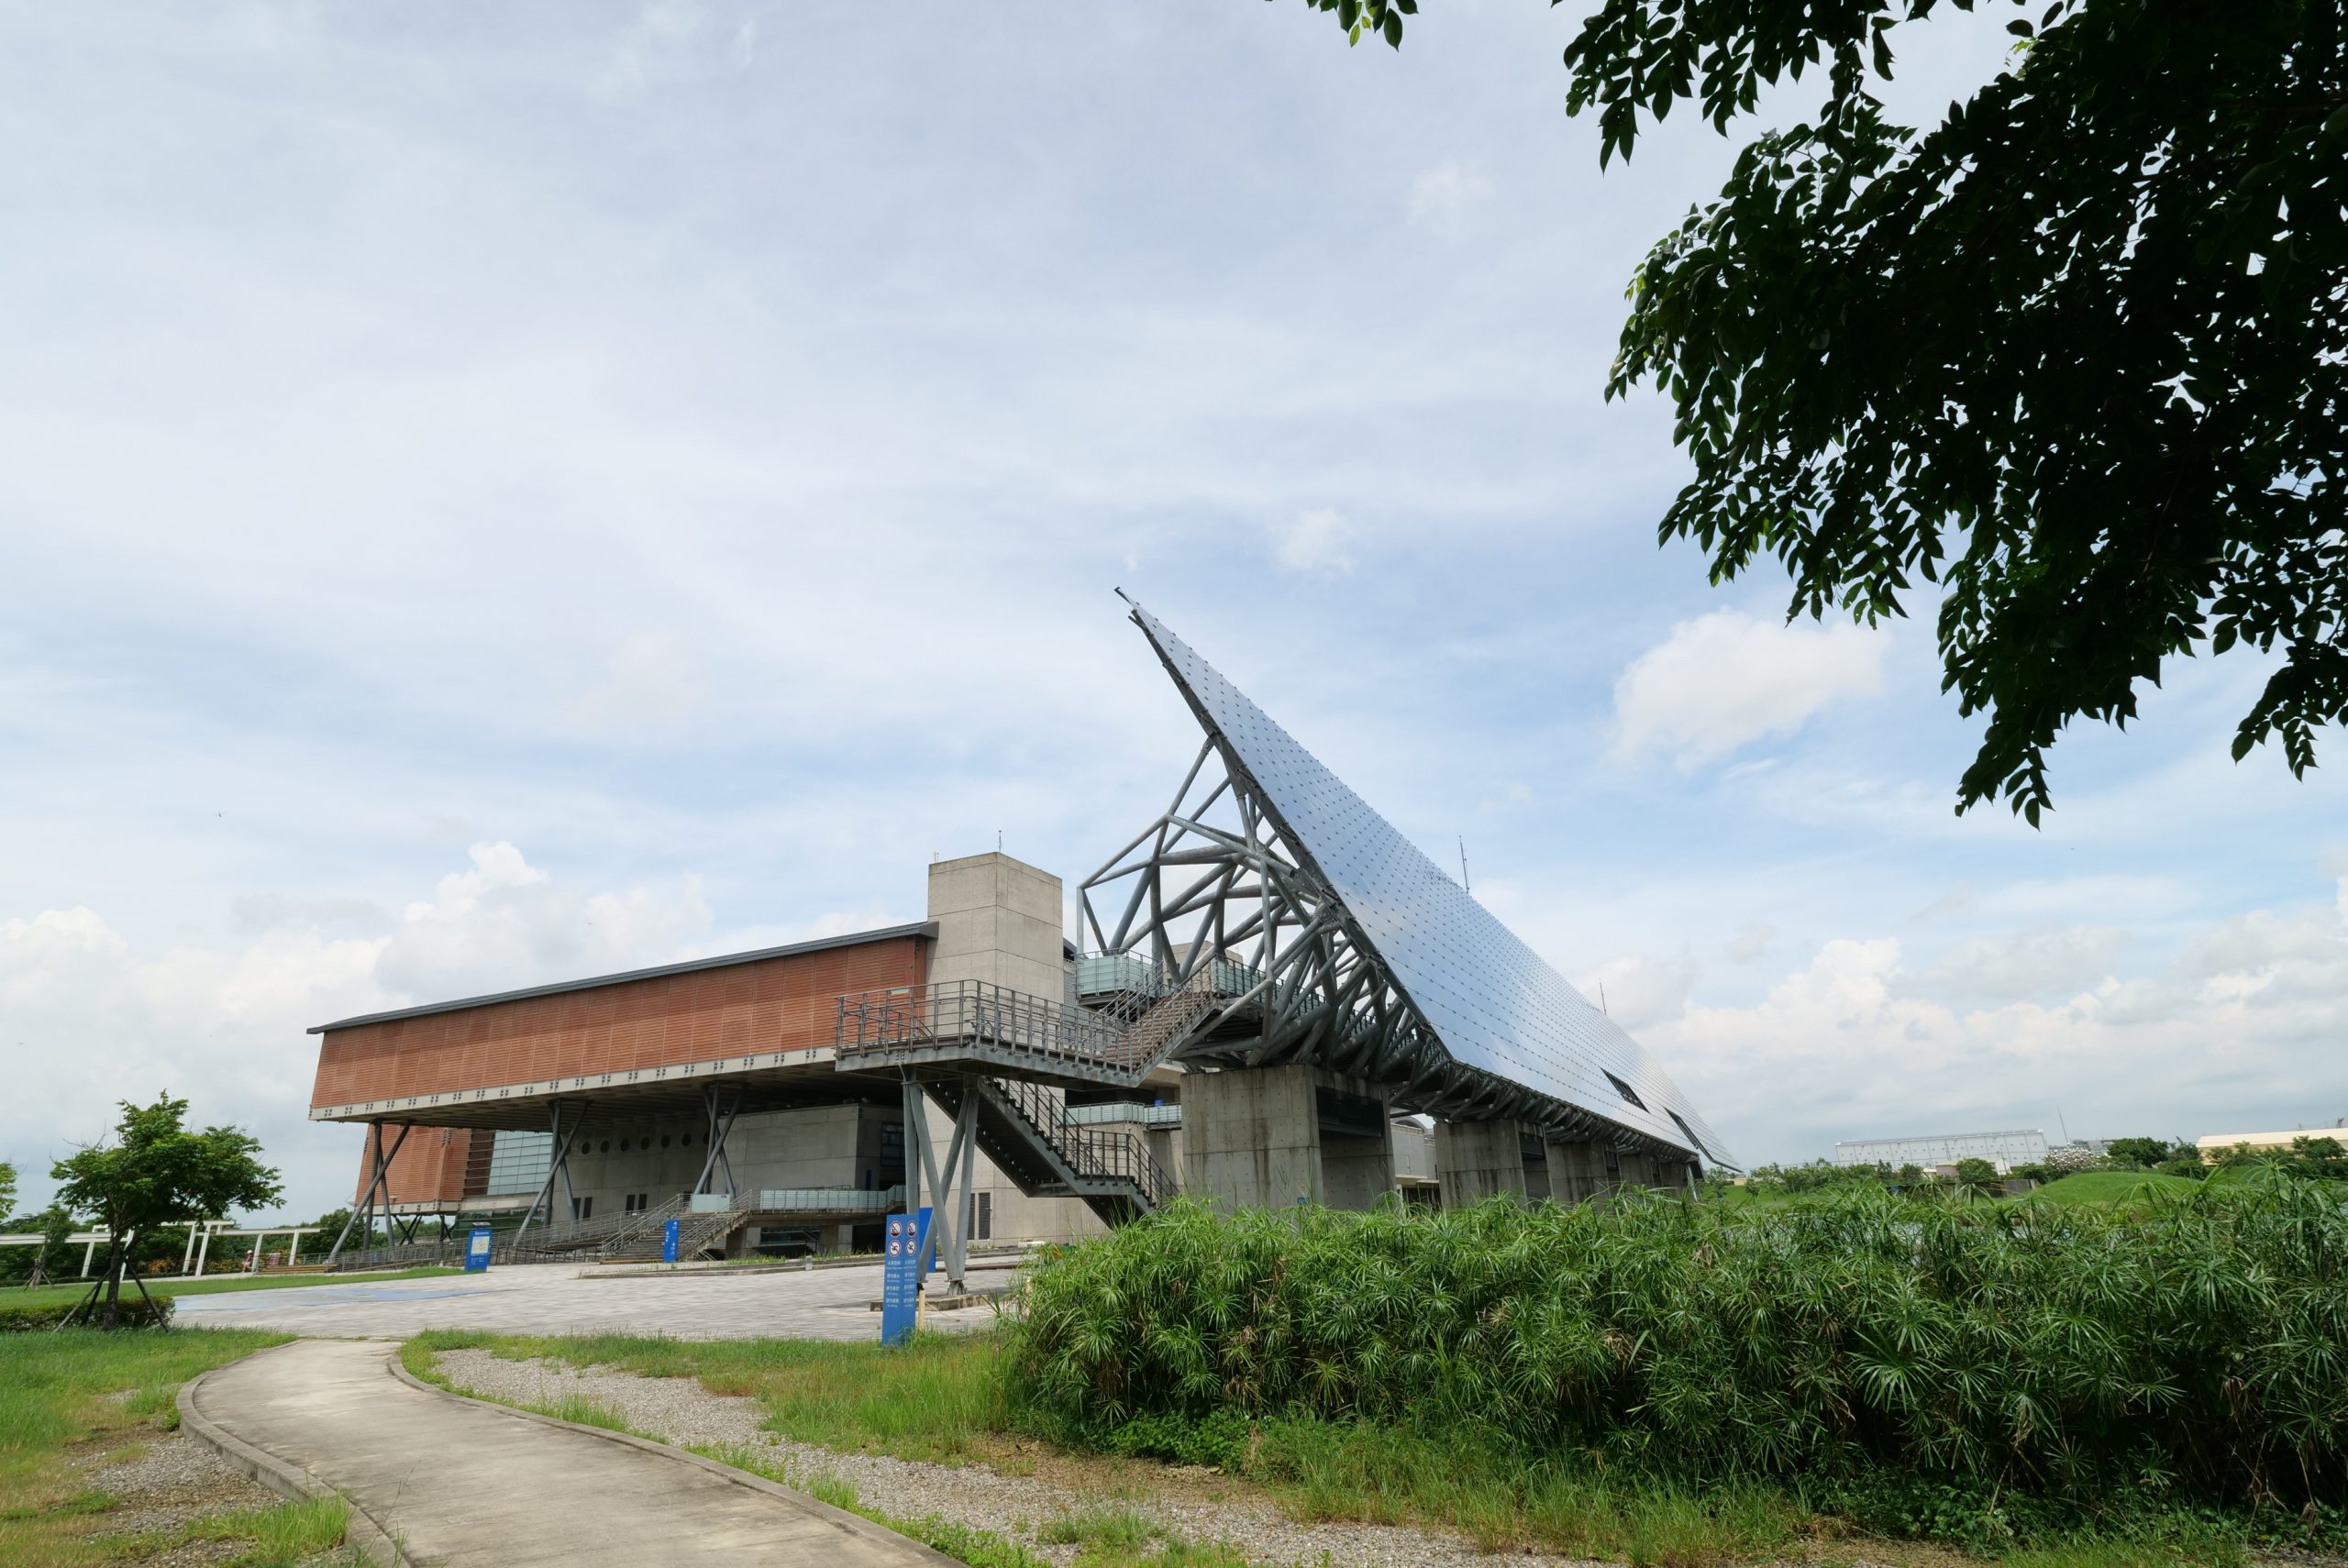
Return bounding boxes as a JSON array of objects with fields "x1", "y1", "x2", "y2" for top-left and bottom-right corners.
[{"x1": 1077, "y1": 734, "x2": 1659, "y2": 1154}]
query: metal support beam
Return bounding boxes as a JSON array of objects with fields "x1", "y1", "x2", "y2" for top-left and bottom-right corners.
[
  {"x1": 326, "y1": 1121, "x2": 412, "y2": 1268},
  {"x1": 693, "y1": 1083, "x2": 742, "y2": 1197},
  {"x1": 513, "y1": 1100, "x2": 584, "y2": 1246}
]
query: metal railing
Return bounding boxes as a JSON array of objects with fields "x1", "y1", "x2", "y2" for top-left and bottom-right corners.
[
  {"x1": 837, "y1": 980, "x2": 1130, "y2": 1069},
  {"x1": 836, "y1": 968, "x2": 1236, "y2": 1083},
  {"x1": 753, "y1": 1187, "x2": 906, "y2": 1214},
  {"x1": 1064, "y1": 1102, "x2": 1182, "y2": 1127},
  {"x1": 992, "y1": 1076, "x2": 1176, "y2": 1209}
]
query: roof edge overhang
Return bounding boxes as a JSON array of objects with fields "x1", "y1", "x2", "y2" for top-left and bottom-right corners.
[{"x1": 307, "y1": 920, "x2": 939, "y2": 1035}]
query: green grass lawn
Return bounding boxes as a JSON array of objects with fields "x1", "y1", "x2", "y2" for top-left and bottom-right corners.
[
  {"x1": 6, "y1": 1265, "x2": 464, "y2": 1315},
  {"x1": 0, "y1": 1328, "x2": 352, "y2": 1567},
  {"x1": 402, "y1": 1328, "x2": 2287, "y2": 1568},
  {"x1": 2008, "y1": 1171, "x2": 2205, "y2": 1207}
]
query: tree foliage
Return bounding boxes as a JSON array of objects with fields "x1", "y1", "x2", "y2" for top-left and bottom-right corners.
[
  {"x1": 1301, "y1": 0, "x2": 2347, "y2": 820},
  {"x1": 2105, "y1": 1135, "x2": 2182, "y2": 1168},
  {"x1": 1009, "y1": 1179, "x2": 2348, "y2": 1519},
  {"x1": 0, "y1": 1160, "x2": 14, "y2": 1219},
  {"x1": 1951, "y1": 1156, "x2": 1999, "y2": 1187},
  {"x1": 50, "y1": 1094, "x2": 281, "y2": 1328},
  {"x1": 2213, "y1": 1134, "x2": 2348, "y2": 1181}
]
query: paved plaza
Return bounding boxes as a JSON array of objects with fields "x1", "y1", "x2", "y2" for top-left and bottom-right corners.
[
  {"x1": 170, "y1": 1262, "x2": 1007, "y2": 1341},
  {"x1": 185, "y1": 1340, "x2": 951, "y2": 1565}
]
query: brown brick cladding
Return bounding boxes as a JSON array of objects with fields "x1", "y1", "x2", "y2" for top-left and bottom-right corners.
[
  {"x1": 313, "y1": 933, "x2": 930, "y2": 1112},
  {"x1": 360, "y1": 1125, "x2": 482, "y2": 1206}
]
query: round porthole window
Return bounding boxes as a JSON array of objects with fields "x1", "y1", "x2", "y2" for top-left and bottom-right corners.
[
  {"x1": 618, "y1": 1138, "x2": 630, "y2": 1153},
  {"x1": 599, "y1": 1140, "x2": 611, "y2": 1154},
  {"x1": 681, "y1": 1133, "x2": 692, "y2": 1147},
  {"x1": 661, "y1": 1134, "x2": 671, "y2": 1148}
]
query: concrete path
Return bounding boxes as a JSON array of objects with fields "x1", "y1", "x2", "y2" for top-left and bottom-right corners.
[
  {"x1": 170, "y1": 1261, "x2": 1002, "y2": 1341},
  {"x1": 186, "y1": 1340, "x2": 955, "y2": 1565}
]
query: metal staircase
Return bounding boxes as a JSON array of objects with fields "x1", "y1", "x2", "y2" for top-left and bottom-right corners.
[
  {"x1": 835, "y1": 974, "x2": 1213, "y2": 1223},
  {"x1": 925, "y1": 1076, "x2": 1174, "y2": 1226}
]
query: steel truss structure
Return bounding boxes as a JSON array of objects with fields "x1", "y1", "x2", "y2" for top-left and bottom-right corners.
[
  {"x1": 1079, "y1": 599, "x2": 1733, "y2": 1167},
  {"x1": 1078, "y1": 737, "x2": 1659, "y2": 1153}
]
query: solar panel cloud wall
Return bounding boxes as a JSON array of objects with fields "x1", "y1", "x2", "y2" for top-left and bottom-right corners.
[{"x1": 1133, "y1": 604, "x2": 1734, "y2": 1166}]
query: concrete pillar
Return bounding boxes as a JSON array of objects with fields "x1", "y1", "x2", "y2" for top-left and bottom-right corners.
[
  {"x1": 1545, "y1": 1139, "x2": 1609, "y2": 1204},
  {"x1": 1184, "y1": 1064, "x2": 1321, "y2": 1209},
  {"x1": 927, "y1": 853, "x2": 1065, "y2": 999},
  {"x1": 1520, "y1": 1130, "x2": 1553, "y2": 1202},
  {"x1": 1321, "y1": 1122, "x2": 1395, "y2": 1211},
  {"x1": 1655, "y1": 1156, "x2": 1697, "y2": 1191},
  {"x1": 1434, "y1": 1120, "x2": 1529, "y2": 1207},
  {"x1": 1617, "y1": 1149, "x2": 1660, "y2": 1189}
]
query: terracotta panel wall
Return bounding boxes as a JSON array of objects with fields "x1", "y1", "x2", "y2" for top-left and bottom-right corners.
[
  {"x1": 313, "y1": 935, "x2": 929, "y2": 1111},
  {"x1": 356, "y1": 1124, "x2": 480, "y2": 1206}
]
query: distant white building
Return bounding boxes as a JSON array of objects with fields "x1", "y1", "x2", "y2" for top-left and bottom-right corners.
[{"x1": 1833, "y1": 1130, "x2": 2049, "y2": 1175}]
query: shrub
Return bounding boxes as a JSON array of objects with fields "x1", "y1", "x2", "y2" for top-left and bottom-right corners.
[
  {"x1": 0, "y1": 1292, "x2": 173, "y2": 1331},
  {"x1": 1005, "y1": 1176, "x2": 2346, "y2": 1515}
]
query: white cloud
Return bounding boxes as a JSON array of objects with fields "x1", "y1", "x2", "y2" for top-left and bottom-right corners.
[
  {"x1": 608, "y1": 0, "x2": 757, "y2": 85},
  {"x1": 1641, "y1": 877, "x2": 2348, "y2": 1163},
  {"x1": 1268, "y1": 508, "x2": 1354, "y2": 577},
  {"x1": 1914, "y1": 924, "x2": 2130, "y2": 1007},
  {"x1": 563, "y1": 633, "x2": 708, "y2": 737},
  {"x1": 1573, "y1": 952, "x2": 1700, "y2": 1031},
  {"x1": 1611, "y1": 609, "x2": 1890, "y2": 767},
  {"x1": 1407, "y1": 162, "x2": 1494, "y2": 235},
  {"x1": 0, "y1": 845, "x2": 716, "y2": 1221}
]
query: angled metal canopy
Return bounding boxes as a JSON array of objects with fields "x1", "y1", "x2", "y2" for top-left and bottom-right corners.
[{"x1": 1079, "y1": 599, "x2": 1736, "y2": 1170}]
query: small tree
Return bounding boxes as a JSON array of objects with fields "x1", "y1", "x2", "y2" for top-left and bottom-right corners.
[
  {"x1": 2105, "y1": 1137, "x2": 2178, "y2": 1170},
  {"x1": 0, "y1": 1160, "x2": 15, "y2": 1217},
  {"x1": 51, "y1": 1094, "x2": 281, "y2": 1329},
  {"x1": 1952, "y1": 1157, "x2": 1999, "y2": 1191}
]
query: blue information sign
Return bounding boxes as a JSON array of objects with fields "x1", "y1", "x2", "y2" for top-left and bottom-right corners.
[
  {"x1": 879, "y1": 1207, "x2": 933, "y2": 1346},
  {"x1": 463, "y1": 1226, "x2": 493, "y2": 1273},
  {"x1": 661, "y1": 1218, "x2": 681, "y2": 1264}
]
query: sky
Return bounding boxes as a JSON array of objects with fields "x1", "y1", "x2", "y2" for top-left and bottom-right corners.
[{"x1": 3, "y1": 3, "x2": 2343, "y2": 1221}]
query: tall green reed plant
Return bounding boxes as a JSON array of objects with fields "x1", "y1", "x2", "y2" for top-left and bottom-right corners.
[{"x1": 1005, "y1": 1173, "x2": 2346, "y2": 1511}]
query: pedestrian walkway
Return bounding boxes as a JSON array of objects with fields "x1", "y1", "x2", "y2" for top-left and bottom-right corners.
[
  {"x1": 169, "y1": 1259, "x2": 1002, "y2": 1341},
  {"x1": 184, "y1": 1340, "x2": 954, "y2": 1565}
]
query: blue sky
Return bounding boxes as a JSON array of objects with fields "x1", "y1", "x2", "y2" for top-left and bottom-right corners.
[{"x1": 4, "y1": 3, "x2": 2342, "y2": 1219}]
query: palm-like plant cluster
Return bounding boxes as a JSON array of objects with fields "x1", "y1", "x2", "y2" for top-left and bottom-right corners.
[{"x1": 1007, "y1": 1176, "x2": 2347, "y2": 1510}]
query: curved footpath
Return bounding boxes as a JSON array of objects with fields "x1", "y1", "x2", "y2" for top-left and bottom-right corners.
[{"x1": 182, "y1": 1339, "x2": 956, "y2": 1566}]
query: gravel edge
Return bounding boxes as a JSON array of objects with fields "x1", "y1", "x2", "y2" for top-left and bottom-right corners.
[
  {"x1": 381, "y1": 1349, "x2": 966, "y2": 1564},
  {"x1": 177, "y1": 1347, "x2": 407, "y2": 1568}
]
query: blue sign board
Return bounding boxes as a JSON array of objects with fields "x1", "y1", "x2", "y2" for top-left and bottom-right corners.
[
  {"x1": 661, "y1": 1218, "x2": 681, "y2": 1264},
  {"x1": 463, "y1": 1226, "x2": 493, "y2": 1273},
  {"x1": 880, "y1": 1207, "x2": 933, "y2": 1346}
]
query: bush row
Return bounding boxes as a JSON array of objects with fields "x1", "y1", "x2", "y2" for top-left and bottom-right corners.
[
  {"x1": 0, "y1": 1292, "x2": 175, "y2": 1331},
  {"x1": 1005, "y1": 1175, "x2": 2347, "y2": 1511}
]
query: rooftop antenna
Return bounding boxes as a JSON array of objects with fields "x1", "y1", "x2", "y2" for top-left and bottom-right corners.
[
  {"x1": 997, "y1": 829, "x2": 1003, "y2": 852},
  {"x1": 1457, "y1": 836, "x2": 1470, "y2": 891},
  {"x1": 1599, "y1": 981, "x2": 1609, "y2": 1016},
  {"x1": 2056, "y1": 1105, "x2": 2070, "y2": 1143}
]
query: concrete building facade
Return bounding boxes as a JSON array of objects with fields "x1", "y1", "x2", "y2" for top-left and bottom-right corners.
[{"x1": 1833, "y1": 1129, "x2": 2049, "y2": 1174}]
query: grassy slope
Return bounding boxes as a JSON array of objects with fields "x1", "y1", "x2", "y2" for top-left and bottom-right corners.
[
  {"x1": 404, "y1": 1330, "x2": 1995, "y2": 1568},
  {"x1": 2012, "y1": 1172, "x2": 2203, "y2": 1206},
  {"x1": 0, "y1": 1328, "x2": 349, "y2": 1567},
  {"x1": 7, "y1": 1266, "x2": 464, "y2": 1313}
]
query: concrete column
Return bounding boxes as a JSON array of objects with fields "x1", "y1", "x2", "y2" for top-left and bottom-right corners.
[
  {"x1": 1654, "y1": 1156, "x2": 1697, "y2": 1191},
  {"x1": 1320, "y1": 1122, "x2": 1395, "y2": 1211},
  {"x1": 1183, "y1": 1065, "x2": 1321, "y2": 1209},
  {"x1": 1544, "y1": 1139, "x2": 1609, "y2": 1204},
  {"x1": 1617, "y1": 1149, "x2": 1661, "y2": 1189},
  {"x1": 927, "y1": 853, "x2": 1065, "y2": 999},
  {"x1": 1434, "y1": 1120, "x2": 1529, "y2": 1207},
  {"x1": 1520, "y1": 1130, "x2": 1553, "y2": 1202}
]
